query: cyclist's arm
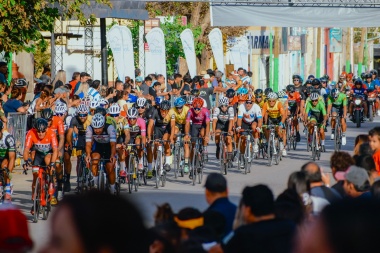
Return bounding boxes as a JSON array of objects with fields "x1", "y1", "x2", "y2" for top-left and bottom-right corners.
[
  {"x1": 204, "y1": 111, "x2": 211, "y2": 137},
  {"x1": 138, "y1": 118, "x2": 147, "y2": 146},
  {"x1": 212, "y1": 108, "x2": 219, "y2": 133},
  {"x1": 85, "y1": 127, "x2": 93, "y2": 157},
  {"x1": 279, "y1": 104, "x2": 286, "y2": 124},
  {"x1": 304, "y1": 103, "x2": 311, "y2": 123},
  {"x1": 327, "y1": 103, "x2": 332, "y2": 117},
  {"x1": 108, "y1": 125, "x2": 117, "y2": 159},
  {"x1": 147, "y1": 118, "x2": 154, "y2": 141},
  {"x1": 50, "y1": 133, "x2": 59, "y2": 164},
  {"x1": 237, "y1": 104, "x2": 244, "y2": 128},
  {"x1": 66, "y1": 128, "x2": 73, "y2": 148},
  {"x1": 185, "y1": 120, "x2": 190, "y2": 136},
  {"x1": 255, "y1": 105, "x2": 263, "y2": 128}
]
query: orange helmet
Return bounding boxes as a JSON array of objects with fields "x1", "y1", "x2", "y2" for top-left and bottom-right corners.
[
  {"x1": 238, "y1": 93, "x2": 248, "y2": 101},
  {"x1": 192, "y1": 97, "x2": 204, "y2": 108}
]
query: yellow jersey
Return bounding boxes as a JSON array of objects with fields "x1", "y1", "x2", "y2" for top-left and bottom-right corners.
[
  {"x1": 165, "y1": 106, "x2": 189, "y2": 125},
  {"x1": 262, "y1": 101, "x2": 284, "y2": 119}
]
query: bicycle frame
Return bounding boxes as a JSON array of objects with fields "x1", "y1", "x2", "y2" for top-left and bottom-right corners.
[
  {"x1": 32, "y1": 165, "x2": 52, "y2": 223},
  {"x1": 190, "y1": 137, "x2": 204, "y2": 186}
]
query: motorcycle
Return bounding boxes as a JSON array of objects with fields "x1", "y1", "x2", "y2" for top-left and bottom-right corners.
[
  {"x1": 367, "y1": 88, "x2": 378, "y2": 122},
  {"x1": 351, "y1": 94, "x2": 364, "y2": 128}
]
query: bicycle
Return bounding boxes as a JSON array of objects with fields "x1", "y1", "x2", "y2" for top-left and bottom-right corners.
[
  {"x1": 310, "y1": 123, "x2": 322, "y2": 161},
  {"x1": 236, "y1": 130, "x2": 254, "y2": 174},
  {"x1": 29, "y1": 164, "x2": 54, "y2": 223},
  {"x1": 190, "y1": 137, "x2": 205, "y2": 186},
  {"x1": 331, "y1": 115, "x2": 342, "y2": 152},
  {"x1": 215, "y1": 131, "x2": 233, "y2": 175},
  {"x1": 125, "y1": 144, "x2": 141, "y2": 193},
  {"x1": 264, "y1": 123, "x2": 281, "y2": 167},
  {"x1": 151, "y1": 139, "x2": 169, "y2": 188},
  {"x1": 286, "y1": 115, "x2": 297, "y2": 151},
  {"x1": 173, "y1": 133, "x2": 185, "y2": 179},
  {"x1": 257, "y1": 132, "x2": 268, "y2": 159},
  {"x1": 75, "y1": 153, "x2": 92, "y2": 194}
]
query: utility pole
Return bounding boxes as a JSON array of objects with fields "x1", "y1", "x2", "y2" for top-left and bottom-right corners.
[
  {"x1": 345, "y1": 28, "x2": 351, "y2": 73},
  {"x1": 316, "y1": 27, "x2": 321, "y2": 77},
  {"x1": 274, "y1": 27, "x2": 281, "y2": 92},
  {"x1": 358, "y1": 27, "x2": 367, "y2": 75},
  {"x1": 100, "y1": 18, "x2": 108, "y2": 86},
  {"x1": 269, "y1": 27, "x2": 273, "y2": 89}
]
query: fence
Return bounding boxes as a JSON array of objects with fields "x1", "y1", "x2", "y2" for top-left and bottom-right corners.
[{"x1": 7, "y1": 112, "x2": 28, "y2": 158}]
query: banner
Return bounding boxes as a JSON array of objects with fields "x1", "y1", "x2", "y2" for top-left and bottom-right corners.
[
  {"x1": 208, "y1": 28, "x2": 224, "y2": 73},
  {"x1": 229, "y1": 37, "x2": 249, "y2": 70},
  {"x1": 180, "y1": 29, "x2": 197, "y2": 78},
  {"x1": 145, "y1": 27, "x2": 166, "y2": 83},
  {"x1": 330, "y1": 27, "x2": 343, "y2": 53},
  {"x1": 119, "y1": 26, "x2": 135, "y2": 80},
  {"x1": 107, "y1": 25, "x2": 125, "y2": 80}
]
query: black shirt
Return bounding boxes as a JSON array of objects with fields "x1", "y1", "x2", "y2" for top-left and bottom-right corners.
[
  {"x1": 152, "y1": 109, "x2": 169, "y2": 128},
  {"x1": 180, "y1": 83, "x2": 191, "y2": 96},
  {"x1": 149, "y1": 86, "x2": 157, "y2": 99}
]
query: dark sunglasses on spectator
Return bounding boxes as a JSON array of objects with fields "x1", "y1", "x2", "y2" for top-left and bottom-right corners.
[
  {"x1": 137, "y1": 106, "x2": 145, "y2": 109},
  {"x1": 110, "y1": 114, "x2": 119, "y2": 117},
  {"x1": 78, "y1": 114, "x2": 88, "y2": 117},
  {"x1": 194, "y1": 107, "x2": 201, "y2": 111}
]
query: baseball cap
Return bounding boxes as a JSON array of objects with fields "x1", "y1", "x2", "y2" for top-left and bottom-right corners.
[
  {"x1": 215, "y1": 71, "x2": 223, "y2": 78},
  {"x1": 0, "y1": 205, "x2": 33, "y2": 251},
  {"x1": 204, "y1": 173, "x2": 227, "y2": 192},
  {"x1": 203, "y1": 74, "x2": 211, "y2": 79},
  {"x1": 338, "y1": 166, "x2": 370, "y2": 191},
  {"x1": 135, "y1": 76, "x2": 143, "y2": 82}
]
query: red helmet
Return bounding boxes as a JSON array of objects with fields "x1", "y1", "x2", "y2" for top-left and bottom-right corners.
[{"x1": 192, "y1": 97, "x2": 204, "y2": 108}]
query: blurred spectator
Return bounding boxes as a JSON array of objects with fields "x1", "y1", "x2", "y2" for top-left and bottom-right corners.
[
  {"x1": 0, "y1": 62, "x2": 8, "y2": 85},
  {"x1": 73, "y1": 72, "x2": 90, "y2": 95},
  {"x1": 369, "y1": 127, "x2": 380, "y2": 173},
  {"x1": 371, "y1": 180, "x2": 380, "y2": 199},
  {"x1": 115, "y1": 80, "x2": 124, "y2": 92},
  {"x1": 174, "y1": 207, "x2": 204, "y2": 240},
  {"x1": 3, "y1": 87, "x2": 29, "y2": 116},
  {"x1": 69, "y1": 72, "x2": 80, "y2": 96},
  {"x1": 353, "y1": 134, "x2": 369, "y2": 156},
  {"x1": 341, "y1": 165, "x2": 371, "y2": 198},
  {"x1": 154, "y1": 203, "x2": 175, "y2": 226},
  {"x1": 275, "y1": 189, "x2": 305, "y2": 225},
  {"x1": 87, "y1": 80, "x2": 101, "y2": 101},
  {"x1": 39, "y1": 65, "x2": 51, "y2": 84},
  {"x1": 40, "y1": 191, "x2": 149, "y2": 253},
  {"x1": 149, "y1": 221, "x2": 181, "y2": 253},
  {"x1": 301, "y1": 162, "x2": 341, "y2": 203},
  {"x1": 52, "y1": 70, "x2": 66, "y2": 90},
  {"x1": 330, "y1": 151, "x2": 355, "y2": 197},
  {"x1": 0, "y1": 204, "x2": 33, "y2": 252},
  {"x1": 355, "y1": 155, "x2": 378, "y2": 183}
]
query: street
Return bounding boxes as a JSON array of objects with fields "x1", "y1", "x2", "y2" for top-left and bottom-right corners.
[{"x1": 10, "y1": 119, "x2": 375, "y2": 253}]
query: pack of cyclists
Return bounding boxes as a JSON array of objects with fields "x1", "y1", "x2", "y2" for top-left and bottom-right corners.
[{"x1": 0, "y1": 69, "x2": 377, "y2": 207}]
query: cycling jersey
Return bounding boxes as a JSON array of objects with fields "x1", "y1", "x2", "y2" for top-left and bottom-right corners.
[
  {"x1": 237, "y1": 103, "x2": 262, "y2": 124},
  {"x1": 152, "y1": 110, "x2": 170, "y2": 129},
  {"x1": 25, "y1": 128, "x2": 58, "y2": 154},
  {"x1": 262, "y1": 101, "x2": 284, "y2": 119},
  {"x1": 278, "y1": 97, "x2": 288, "y2": 108},
  {"x1": 186, "y1": 108, "x2": 210, "y2": 125},
  {"x1": 125, "y1": 118, "x2": 146, "y2": 138},
  {"x1": 352, "y1": 88, "x2": 367, "y2": 96},
  {"x1": 305, "y1": 95, "x2": 325, "y2": 105},
  {"x1": 287, "y1": 92, "x2": 301, "y2": 108},
  {"x1": 0, "y1": 132, "x2": 15, "y2": 159},
  {"x1": 256, "y1": 99, "x2": 265, "y2": 109},
  {"x1": 213, "y1": 107, "x2": 234, "y2": 130},
  {"x1": 85, "y1": 124, "x2": 117, "y2": 144},
  {"x1": 69, "y1": 116, "x2": 92, "y2": 150},
  {"x1": 166, "y1": 106, "x2": 189, "y2": 125},
  {"x1": 50, "y1": 116, "x2": 65, "y2": 136},
  {"x1": 327, "y1": 93, "x2": 347, "y2": 108},
  {"x1": 305, "y1": 100, "x2": 326, "y2": 121},
  {"x1": 140, "y1": 106, "x2": 156, "y2": 124}
]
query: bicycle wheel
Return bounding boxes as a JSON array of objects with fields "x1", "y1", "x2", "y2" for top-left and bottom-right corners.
[
  {"x1": 155, "y1": 150, "x2": 161, "y2": 188},
  {"x1": 99, "y1": 170, "x2": 106, "y2": 192},
  {"x1": 42, "y1": 177, "x2": 51, "y2": 220},
  {"x1": 274, "y1": 141, "x2": 280, "y2": 165},
  {"x1": 219, "y1": 142, "x2": 224, "y2": 174},
  {"x1": 198, "y1": 153, "x2": 203, "y2": 184},
  {"x1": 191, "y1": 149, "x2": 197, "y2": 186},
  {"x1": 244, "y1": 141, "x2": 250, "y2": 174},
  {"x1": 161, "y1": 149, "x2": 166, "y2": 187},
  {"x1": 306, "y1": 130, "x2": 310, "y2": 152},
  {"x1": 237, "y1": 138, "x2": 243, "y2": 170},
  {"x1": 173, "y1": 146, "x2": 179, "y2": 179},
  {"x1": 286, "y1": 124, "x2": 291, "y2": 151},
  {"x1": 127, "y1": 156, "x2": 134, "y2": 194},
  {"x1": 33, "y1": 178, "x2": 41, "y2": 223},
  {"x1": 312, "y1": 131, "x2": 317, "y2": 161},
  {"x1": 180, "y1": 148, "x2": 184, "y2": 177},
  {"x1": 267, "y1": 136, "x2": 273, "y2": 166},
  {"x1": 292, "y1": 135, "x2": 297, "y2": 150}
]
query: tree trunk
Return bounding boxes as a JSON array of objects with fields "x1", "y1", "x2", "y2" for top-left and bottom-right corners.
[{"x1": 199, "y1": 48, "x2": 211, "y2": 73}]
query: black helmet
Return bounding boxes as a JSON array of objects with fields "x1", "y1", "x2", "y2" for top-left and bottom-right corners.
[
  {"x1": 354, "y1": 79, "x2": 363, "y2": 86},
  {"x1": 311, "y1": 78, "x2": 321, "y2": 87},
  {"x1": 322, "y1": 74, "x2": 330, "y2": 80},
  {"x1": 320, "y1": 77, "x2": 327, "y2": 83},
  {"x1": 226, "y1": 88, "x2": 235, "y2": 98},
  {"x1": 304, "y1": 79, "x2": 312, "y2": 85},
  {"x1": 352, "y1": 75, "x2": 359, "y2": 82},
  {"x1": 41, "y1": 108, "x2": 54, "y2": 121},
  {"x1": 330, "y1": 88, "x2": 339, "y2": 98},
  {"x1": 95, "y1": 107, "x2": 107, "y2": 117},
  {"x1": 292, "y1": 74, "x2": 301, "y2": 80},
  {"x1": 360, "y1": 72, "x2": 366, "y2": 80},
  {"x1": 264, "y1": 87, "x2": 273, "y2": 96},
  {"x1": 34, "y1": 118, "x2": 48, "y2": 132},
  {"x1": 160, "y1": 100, "x2": 171, "y2": 110},
  {"x1": 365, "y1": 73, "x2": 372, "y2": 79},
  {"x1": 286, "y1": 84, "x2": 295, "y2": 92},
  {"x1": 370, "y1": 69, "x2": 378, "y2": 76},
  {"x1": 191, "y1": 89, "x2": 200, "y2": 96},
  {"x1": 254, "y1": 89, "x2": 263, "y2": 97},
  {"x1": 306, "y1": 86, "x2": 314, "y2": 94}
]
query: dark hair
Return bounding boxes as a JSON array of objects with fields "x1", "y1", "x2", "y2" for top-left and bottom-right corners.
[
  {"x1": 80, "y1": 72, "x2": 89, "y2": 78},
  {"x1": 287, "y1": 171, "x2": 311, "y2": 195},
  {"x1": 371, "y1": 180, "x2": 380, "y2": 199},
  {"x1": 115, "y1": 80, "x2": 123, "y2": 85},
  {"x1": 149, "y1": 222, "x2": 181, "y2": 253},
  {"x1": 206, "y1": 69, "x2": 214, "y2": 75},
  {"x1": 301, "y1": 162, "x2": 322, "y2": 183},
  {"x1": 237, "y1": 67, "x2": 244, "y2": 71},
  {"x1": 91, "y1": 80, "x2": 101, "y2": 89},
  {"x1": 107, "y1": 87, "x2": 115, "y2": 96},
  {"x1": 153, "y1": 81, "x2": 161, "y2": 87},
  {"x1": 174, "y1": 73, "x2": 182, "y2": 79},
  {"x1": 330, "y1": 151, "x2": 355, "y2": 173},
  {"x1": 247, "y1": 71, "x2": 253, "y2": 77},
  {"x1": 54, "y1": 191, "x2": 149, "y2": 253},
  {"x1": 369, "y1": 127, "x2": 380, "y2": 139},
  {"x1": 149, "y1": 73, "x2": 157, "y2": 80},
  {"x1": 275, "y1": 189, "x2": 305, "y2": 225},
  {"x1": 154, "y1": 203, "x2": 175, "y2": 226},
  {"x1": 117, "y1": 90, "x2": 128, "y2": 101},
  {"x1": 358, "y1": 142, "x2": 374, "y2": 156},
  {"x1": 135, "y1": 68, "x2": 141, "y2": 77},
  {"x1": 184, "y1": 77, "x2": 192, "y2": 84},
  {"x1": 72, "y1": 72, "x2": 80, "y2": 80},
  {"x1": 10, "y1": 87, "x2": 21, "y2": 99},
  {"x1": 0, "y1": 62, "x2": 7, "y2": 67},
  {"x1": 145, "y1": 76, "x2": 152, "y2": 82},
  {"x1": 242, "y1": 184, "x2": 274, "y2": 216},
  {"x1": 355, "y1": 155, "x2": 376, "y2": 174},
  {"x1": 71, "y1": 95, "x2": 80, "y2": 101}
]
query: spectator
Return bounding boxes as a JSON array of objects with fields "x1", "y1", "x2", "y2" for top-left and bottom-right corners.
[
  {"x1": 74, "y1": 81, "x2": 89, "y2": 99},
  {"x1": 210, "y1": 72, "x2": 218, "y2": 87},
  {"x1": 369, "y1": 127, "x2": 380, "y2": 173},
  {"x1": 138, "y1": 76, "x2": 151, "y2": 97},
  {"x1": 203, "y1": 74, "x2": 211, "y2": 87},
  {"x1": 174, "y1": 73, "x2": 183, "y2": 87},
  {"x1": 203, "y1": 173, "x2": 237, "y2": 237},
  {"x1": 135, "y1": 68, "x2": 141, "y2": 78},
  {"x1": 0, "y1": 62, "x2": 8, "y2": 85},
  {"x1": 353, "y1": 134, "x2": 369, "y2": 156},
  {"x1": 40, "y1": 191, "x2": 149, "y2": 253},
  {"x1": 3, "y1": 87, "x2": 29, "y2": 116},
  {"x1": 218, "y1": 185, "x2": 296, "y2": 253},
  {"x1": 0, "y1": 204, "x2": 33, "y2": 252},
  {"x1": 354, "y1": 154, "x2": 378, "y2": 183},
  {"x1": 180, "y1": 76, "x2": 192, "y2": 96},
  {"x1": 39, "y1": 65, "x2": 51, "y2": 84},
  {"x1": 105, "y1": 87, "x2": 117, "y2": 104},
  {"x1": 341, "y1": 165, "x2": 371, "y2": 198},
  {"x1": 157, "y1": 74, "x2": 170, "y2": 93},
  {"x1": 154, "y1": 202, "x2": 175, "y2": 226},
  {"x1": 73, "y1": 72, "x2": 90, "y2": 95},
  {"x1": 301, "y1": 162, "x2": 341, "y2": 203},
  {"x1": 115, "y1": 80, "x2": 124, "y2": 92},
  {"x1": 1, "y1": 83, "x2": 11, "y2": 103},
  {"x1": 275, "y1": 189, "x2": 305, "y2": 225},
  {"x1": 330, "y1": 151, "x2": 355, "y2": 197},
  {"x1": 371, "y1": 180, "x2": 380, "y2": 199},
  {"x1": 87, "y1": 80, "x2": 101, "y2": 101},
  {"x1": 134, "y1": 76, "x2": 143, "y2": 91},
  {"x1": 174, "y1": 207, "x2": 204, "y2": 240},
  {"x1": 117, "y1": 90, "x2": 129, "y2": 115},
  {"x1": 52, "y1": 70, "x2": 66, "y2": 90},
  {"x1": 149, "y1": 221, "x2": 181, "y2": 253},
  {"x1": 69, "y1": 71, "x2": 80, "y2": 96},
  {"x1": 149, "y1": 81, "x2": 162, "y2": 101},
  {"x1": 196, "y1": 78, "x2": 227, "y2": 110}
]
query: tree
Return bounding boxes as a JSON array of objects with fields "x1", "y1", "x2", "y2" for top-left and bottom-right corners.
[
  {"x1": 0, "y1": 0, "x2": 110, "y2": 54},
  {"x1": 146, "y1": 2, "x2": 247, "y2": 73}
]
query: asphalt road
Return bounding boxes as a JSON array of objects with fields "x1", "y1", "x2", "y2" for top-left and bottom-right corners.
[{"x1": 9, "y1": 118, "x2": 376, "y2": 253}]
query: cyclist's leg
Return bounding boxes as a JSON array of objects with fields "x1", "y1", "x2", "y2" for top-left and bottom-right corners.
[
  {"x1": 183, "y1": 125, "x2": 191, "y2": 173},
  {"x1": 63, "y1": 149, "x2": 72, "y2": 192},
  {"x1": 117, "y1": 136, "x2": 127, "y2": 177},
  {"x1": 163, "y1": 132, "x2": 171, "y2": 171},
  {"x1": 200, "y1": 126, "x2": 208, "y2": 160},
  {"x1": 31, "y1": 152, "x2": 47, "y2": 198},
  {"x1": 90, "y1": 152, "x2": 101, "y2": 187},
  {"x1": 1, "y1": 158, "x2": 11, "y2": 201},
  {"x1": 55, "y1": 148, "x2": 64, "y2": 200},
  {"x1": 135, "y1": 137, "x2": 143, "y2": 169},
  {"x1": 104, "y1": 148, "x2": 116, "y2": 193},
  {"x1": 43, "y1": 153, "x2": 55, "y2": 203},
  {"x1": 251, "y1": 121, "x2": 259, "y2": 152}
]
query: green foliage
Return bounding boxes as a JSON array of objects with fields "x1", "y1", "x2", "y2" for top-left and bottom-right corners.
[{"x1": 160, "y1": 16, "x2": 205, "y2": 75}]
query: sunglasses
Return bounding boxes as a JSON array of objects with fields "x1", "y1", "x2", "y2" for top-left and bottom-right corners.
[
  {"x1": 256, "y1": 96, "x2": 262, "y2": 98},
  {"x1": 294, "y1": 79, "x2": 300, "y2": 81},
  {"x1": 268, "y1": 100, "x2": 276, "y2": 103},
  {"x1": 160, "y1": 109, "x2": 169, "y2": 113},
  {"x1": 312, "y1": 99, "x2": 319, "y2": 102},
  {"x1": 176, "y1": 106, "x2": 183, "y2": 110},
  {"x1": 56, "y1": 113, "x2": 64, "y2": 117},
  {"x1": 194, "y1": 107, "x2": 201, "y2": 111},
  {"x1": 245, "y1": 101, "x2": 253, "y2": 104},
  {"x1": 37, "y1": 130, "x2": 46, "y2": 134},
  {"x1": 109, "y1": 114, "x2": 119, "y2": 117},
  {"x1": 129, "y1": 118, "x2": 137, "y2": 120},
  {"x1": 78, "y1": 114, "x2": 88, "y2": 117},
  {"x1": 136, "y1": 106, "x2": 145, "y2": 109},
  {"x1": 221, "y1": 105, "x2": 228, "y2": 108},
  {"x1": 289, "y1": 91, "x2": 295, "y2": 93}
]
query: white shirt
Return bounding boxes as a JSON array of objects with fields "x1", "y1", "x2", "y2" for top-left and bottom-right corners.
[{"x1": 237, "y1": 103, "x2": 262, "y2": 123}]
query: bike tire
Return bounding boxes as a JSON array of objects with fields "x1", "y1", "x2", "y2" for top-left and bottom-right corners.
[
  {"x1": 198, "y1": 153, "x2": 203, "y2": 184},
  {"x1": 192, "y1": 150, "x2": 197, "y2": 186},
  {"x1": 292, "y1": 136, "x2": 297, "y2": 150},
  {"x1": 127, "y1": 156, "x2": 134, "y2": 194},
  {"x1": 267, "y1": 138, "x2": 273, "y2": 167},
  {"x1": 306, "y1": 131, "x2": 310, "y2": 152},
  {"x1": 334, "y1": 122, "x2": 340, "y2": 152},
  {"x1": 99, "y1": 171, "x2": 106, "y2": 192},
  {"x1": 173, "y1": 146, "x2": 179, "y2": 179},
  {"x1": 312, "y1": 131, "x2": 317, "y2": 161},
  {"x1": 219, "y1": 142, "x2": 225, "y2": 174},
  {"x1": 155, "y1": 151, "x2": 161, "y2": 188},
  {"x1": 369, "y1": 104, "x2": 373, "y2": 122},
  {"x1": 33, "y1": 178, "x2": 41, "y2": 223},
  {"x1": 286, "y1": 124, "x2": 291, "y2": 151},
  {"x1": 355, "y1": 110, "x2": 361, "y2": 128},
  {"x1": 42, "y1": 178, "x2": 51, "y2": 220},
  {"x1": 244, "y1": 141, "x2": 250, "y2": 174},
  {"x1": 180, "y1": 148, "x2": 184, "y2": 177}
]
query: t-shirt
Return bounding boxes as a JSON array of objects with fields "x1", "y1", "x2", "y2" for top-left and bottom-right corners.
[
  {"x1": 3, "y1": 99, "x2": 23, "y2": 116},
  {"x1": 180, "y1": 84, "x2": 191, "y2": 96},
  {"x1": 149, "y1": 87, "x2": 157, "y2": 99},
  {"x1": 199, "y1": 87, "x2": 214, "y2": 110},
  {"x1": 373, "y1": 150, "x2": 380, "y2": 174},
  {"x1": 140, "y1": 83, "x2": 150, "y2": 96},
  {"x1": 238, "y1": 103, "x2": 262, "y2": 123}
]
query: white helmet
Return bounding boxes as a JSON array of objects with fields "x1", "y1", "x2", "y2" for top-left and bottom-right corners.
[
  {"x1": 82, "y1": 96, "x2": 92, "y2": 107},
  {"x1": 99, "y1": 98, "x2": 109, "y2": 106},
  {"x1": 136, "y1": 97, "x2": 147, "y2": 107},
  {"x1": 186, "y1": 95, "x2": 195, "y2": 104},
  {"x1": 278, "y1": 90, "x2": 287, "y2": 98},
  {"x1": 247, "y1": 93, "x2": 254, "y2": 101},
  {"x1": 219, "y1": 96, "x2": 229, "y2": 106},
  {"x1": 77, "y1": 103, "x2": 89, "y2": 114},
  {"x1": 267, "y1": 92, "x2": 278, "y2": 100},
  {"x1": 127, "y1": 108, "x2": 138, "y2": 119},
  {"x1": 91, "y1": 113, "x2": 105, "y2": 128},
  {"x1": 55, "y1": 103, "x2": 67, "y2": 114},
  {"x1": 90, "y1": 100, "x2": 100, "y2": 109},
  {"x1": 108, "y1": 103, "x2": 121, "y2": 114},
  {"x1": 310, "y1": 92, "x2": 319, "y2": 101}
]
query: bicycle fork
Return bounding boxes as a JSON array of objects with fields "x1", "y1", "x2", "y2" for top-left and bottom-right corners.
[{"x1": 314, "y1": 126, "x2": 320, "y2": 151}]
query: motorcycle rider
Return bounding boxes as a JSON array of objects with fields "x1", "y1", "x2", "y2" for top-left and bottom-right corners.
[{"x1": 349, "y1": 79, "x2": 368, "y2": 121}]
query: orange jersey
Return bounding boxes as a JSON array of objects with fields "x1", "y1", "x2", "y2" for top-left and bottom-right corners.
[
  {"x1": 373, "y1": 150, "x2": 380, "y2": 174},
  {"x1": 25, "y1": 128, "x2": 58, "y2": 153},
  {"x1": 50, "y1": 116, "x2": 65, "y2": 136},
  {"x1": 287, "y1": 91, "x2": 301, "y2": 106},
  {"x1": 229, "y1": 96, "x2": 239, "y2": 107},
  {"x1": 262, "y1": 101, "x2": 284, "y2": 119}
]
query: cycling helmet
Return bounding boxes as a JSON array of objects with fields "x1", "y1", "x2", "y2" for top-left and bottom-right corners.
[
  {"x1": 254, "y1": 89, "x2": 263, "y2": 97},
  {"x1": 55, "y1": 103, "x2": 67, "y2": 114},
  {"x1": 35, "y1": 118, "x2": 48, "y2": 132},
  {"x1": 320, "y1": 77, "x2": 327, "y2": 83},
  {"x1": 41, "y1": 108, "x2": 54, "y2": 120},
  {"x1": 99, "y1": 98, "x2": 109, "y2": 106},
  {"x1": 352, "y1": 75, "x2": 359, "y2": 82},
  {"x1": 192, "y1": 97, "x2": 204, "y2": 108},
  {"x1": 292, "y1": 74, "x2": 301, "y2": 80},
  {"x1": 322, "y1": 74, "x2": 330, "y2": 80},
  {"x1": 91, "y1": 113, "x2": 105, "y2": 128},
  {"x1": 190, "y1": 89, "x2": 200, "y2": 97},
  {"x1": 360, "y1": 72, "x2": 366, "y2": 80},
  {"x1": 246, "y1": 94, "x2": 254, "y2": 102},
  {"x1": 370, "y1": 69, "x2": 378, "y2": 76},
  {"x1": 238, "y1": 93, "x2": 248, "y2": 101},
  {"x1": 267, "y1": 92, "x2": 278, "y2": 100},
  {"x1": 306, "y1": 86, "x2": 314, "y2": 94},
  {"x1": 174, "y1": 97, "x2": 186, "y2": 108},
  {"x1": 226, "y1": 88, "x2": 235, "y2": 98},
  {"x1": 186, "y1": 95, "x2": 195, "y2": 104},
  {"x1": 95, "y1": 107, "x2": 107, "y2": 117},
  {"x1": 108, "y1": 103, "x2": 121, "y2": 115},
  {"x1": 286, "y1": 85, "x2": 295, "y2": 93},
  {"x1": 278, "y1": 90, "x2": 287, "y2": 98},
  {"x1": 90, "y1": 100, "x2": 100, "y2": 109},
  {"x1": 354, "y1": 79, "x2": 363, "y2": 86},
  {"x1": 160, "y1": 100, "x2": 171, "y2": 110},
  {"x1": 365, "y1": 73, "x2": 372, "y2": 79},
  {"x1": 311, "y1": 78, "x2": 321, "y2": 87},
  {"x1": 77, "y1": 103, "x2": 89, "y2": 114},
  {"x1": 127, "y1": 108, "x2": 138, "y2": 118},
  {"x1": 330, "y1": 88, "x2": 339, "y2": 98},
  {"x1": 304, "y1": 79, "x2": 312, "y2": 85},
  {"x1": 136, "y1": 97, "x2": 147, "y2": 107},
  {"x1": 310, "y1": 92, "x2": 319, "y2": 100},
  {"x1": 236, "y1": 87, "x2": 248, "y2": 95},
  {"x1": 82, "y1": 96, "x2": 91, "y2": 107},
  {"x1": 219, "y1": 96, "x2": 229, "y2": 106},
  {"x1": 264, "y1": 87, "x2": 273, "y2": 96}
]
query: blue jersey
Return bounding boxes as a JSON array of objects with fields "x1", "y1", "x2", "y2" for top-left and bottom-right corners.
[
  {"x1": 352, "y1": 87, "x2": 366, "y2": 96},
  {"x1": 364, "y1": 80, "x2": 377, "y2": 90}
]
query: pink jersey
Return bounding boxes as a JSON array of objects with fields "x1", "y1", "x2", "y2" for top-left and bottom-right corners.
[
  {"x1": 186, "y1": 108, "x2": 210, "y2": 125},
  {"x1": 126, "y1": 117, "x2": 146, "y2": 137}
]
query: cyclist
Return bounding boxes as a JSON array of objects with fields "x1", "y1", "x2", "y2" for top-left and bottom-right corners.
[
  {"x1": 292, "y1": 74, "x2": 302, "y2": 89},
  {"x1": 85, "y1": 113, "x2": 117, "y2": 194},
  {"x1": 286, "y1": 85, "x2": 301, "y2": 142},
  {"x1": 125, "y1": 107, "x2": 146, "y2": 172},
  {"x1": 191, "y1": 89, "x2": 208, "y2": 108},
  {"x1": 262, "y1": 92, "x2": 287, "y2": 157},
  {"x1": 349, "y1": 79, "x2": 368, "y2": 121},
  {"x1": 304, "y1": 92, "x2": 328, "y2": 152},
  {"x1": 226, "y1": 88, "x2": 238, "y2": 111},
  {"x1": 184, "y1": 98, "x2": 210, "y2": 178},
  {"x1": 254, "y1": 89, "x2": 265, "y2": 109},
  {"x1": 327, "y1": 89, "x2": 347, "y2": 146},
  {"x1": 166, "y1": 97, "x2": 189, "y2": 148},
  {"x1": 0, "y1": 121, "x2": 16, "y2": 203},
  {"x1": 149, "y1": 100, "x2": 172, "y2": 172},
  {"x1": 24, "y1": 118, "x2": 58, "y2": 211},
  {"x1": 211, "y1": 97, "x2": 235, "y2": 160},
  {"x1": 66, "y1": 103, "x2": 92, "y2": 192},
  {"x1": 236, "y1": 94, "x2": 263, "y2": 164},
  {"x1": 264, "y1": 87, "x2": 273, "y2": 100},
  {"x1": 186, "y1": 95, "x2": 194, "y2": 109},
  {"x1": 89, "y1": 100, "x2": 100, "y2": 115}
]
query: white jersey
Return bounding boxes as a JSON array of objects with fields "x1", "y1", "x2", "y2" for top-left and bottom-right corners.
[
  {"x1": 85, "y1": 124, "x2": 117, "y2": 144},
  {"x1": 213, "y1": 107, "x2": 234, "y2": 123},
  {"x1": 237, "y1": 103, "x2": 262, "y2": 124}
]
